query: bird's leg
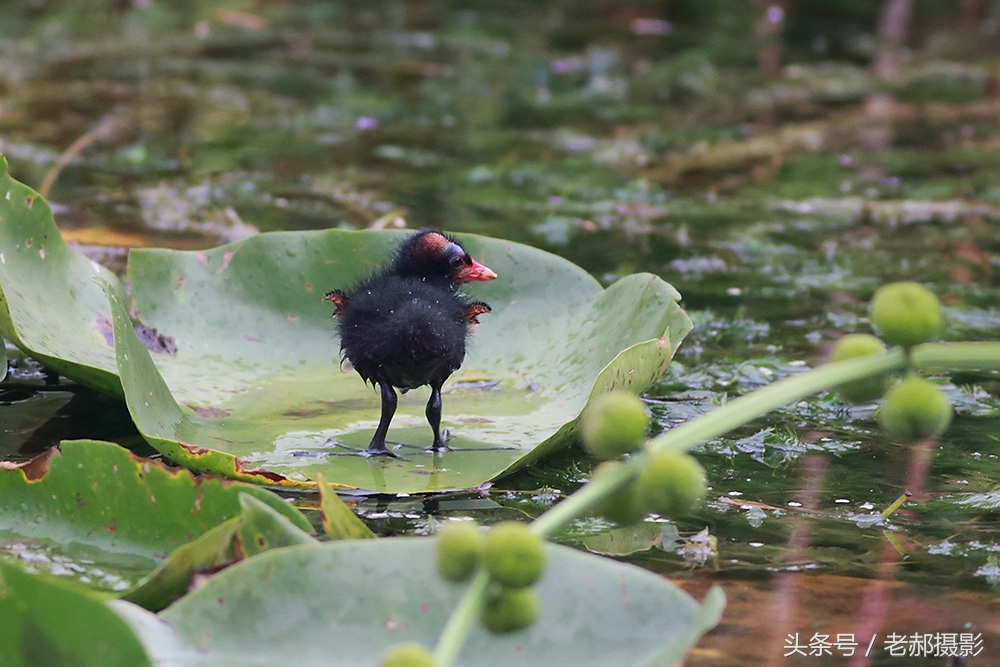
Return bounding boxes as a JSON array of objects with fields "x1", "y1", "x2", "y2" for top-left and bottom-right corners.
[
  {"x1": 425, "y1": 381, "x2": 450, "y2": 452},
  {"x1": 364, "y1": 381, "x2": 398, "y2": 457}
]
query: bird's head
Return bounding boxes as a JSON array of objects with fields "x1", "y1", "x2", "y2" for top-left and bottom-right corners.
[{"x1": 392, "y1": 229, "x2": 497, "y2": 286}]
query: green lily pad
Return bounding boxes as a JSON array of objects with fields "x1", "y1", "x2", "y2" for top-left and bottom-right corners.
[
  {"x1": 0, "y1": 439, "x2": 312, "y2": 593},
  {"x1": 112, "y1": 538, "x2": 723, "y2": 666},
  {"x1": 97, "y1": 279, "x2": 314, "y2": 488},
  {"x1": 114, "y1": 232, "x2": 688, "y2": 492},
  {"x1": 0, "y1": 561, "x2": 152, "y2": 667},
  {"x1": 123, "y1": 493, "x2": 317, "y2": 612},
  {"x1": 0, "y1": 156, "x2": 124, "y2": 395},
  {"x1": 0, "y1": 157, "x2": 691, "y2": 492}
]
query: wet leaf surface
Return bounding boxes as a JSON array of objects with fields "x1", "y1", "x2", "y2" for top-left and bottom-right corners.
[
  {"x1": 113, "y1": 538, "x2": 724, "y2": 667},
  {"x1": 111, "y1": 230, "x2": 687, "y2": 491},
  {"x1": 0, "y1": 439, "x2": 312, "y2": 593}
]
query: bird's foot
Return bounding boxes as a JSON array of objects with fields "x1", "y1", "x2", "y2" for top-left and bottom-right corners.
[
  {"x1": 358, "y1": 445, "x2": 399, "y2": 459},
  {"x1": 323, "y1": 438, "x2": 364, "y2": 456},
  {"x1": 323, "y1": 438, "x2": 401, "y2": 459},
  {"x1": 359, "y1": 434, "x2": 401, "y2": 459},
  {"x1": 429, "y1": 428, "x2": 452, "y2": 453}
]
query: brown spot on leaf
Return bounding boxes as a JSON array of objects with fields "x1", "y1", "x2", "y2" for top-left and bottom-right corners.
[
  {"x1": 95, "y1": 316, "x2": 115, "y2": 346},
  {"x1": 0, "y1": 447, "x2": 56, "y2": 480},
  {"x1": 186, "y1": 405, "x2": 231, "y2": 419},
  {"x1": 106, "y1": 518, "x2": 117, "y2": 533},
  {"x1": 179, "y1": 443, "x2": 210, "y2": 456},
  {"x1": 174, "y1": 443, "x2": 305, "y2": 489},
  {"x1": 134, "y1": 324, "x2": 177, "y2": 355},
  {"x1": 282, "y1": 407, "x2": 327, "y2": 418},
  {"x1": 24, "y1": 237, "x2": 32, "y2": 247},
  {"x1": 76, "y1": 492, "x2": 85, "y2": 506},
  {"x1": 286, "y1": 313, "x2": 300, "y2": 322},
  {"x1": 234, "y1": 459, "x2": 292, "y2": 485},
  {"x1": 25, "y1": 196, "x2": 34, "y2": 209},
  {"x1": 96, "y1": 313, "x2": 178, "y2": 355},
  {"x1": 229, "y1": 530, "x2": 247, "y2": 561}
]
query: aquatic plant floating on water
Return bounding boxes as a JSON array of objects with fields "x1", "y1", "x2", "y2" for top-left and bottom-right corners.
[{"x1": 0, "y1": 154, "x2": 691, "y2": 492}]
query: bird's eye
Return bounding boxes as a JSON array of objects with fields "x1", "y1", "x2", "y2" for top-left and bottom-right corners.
[{"x1": 448, "y1": 255, "x2": 465, "y2": 270}]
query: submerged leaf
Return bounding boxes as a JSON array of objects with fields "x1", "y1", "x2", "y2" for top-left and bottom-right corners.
[{"x1": 580, "y1": 523, "x2": 663, "y2": 557}]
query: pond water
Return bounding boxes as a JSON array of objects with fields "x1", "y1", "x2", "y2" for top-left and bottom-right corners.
[{"x1": 2, "y1": 2, "x2": 1000, "y2": 665}]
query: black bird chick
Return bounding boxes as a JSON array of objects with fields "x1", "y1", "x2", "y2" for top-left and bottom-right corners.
[{"x1": 325, "y1": 229, "x2": 497, "y2": 456}]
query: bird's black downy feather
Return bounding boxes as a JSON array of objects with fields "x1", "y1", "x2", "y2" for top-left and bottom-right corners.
[{"x1": 326, "y1": 229, "x2": 495, "y2": 454}]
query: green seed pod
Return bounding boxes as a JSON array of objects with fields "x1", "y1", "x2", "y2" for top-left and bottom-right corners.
[
  {"x1": 830, "y1": 333, "x2": 890, "y2": 403},
  {"x1": 480, "y1": 586, "x2": 541, "y2": 634},
  {"x1": 869, "y1": 282, "x2": 942, "y2": 347},
  {"x1": 379, "y1": 641, "x2": 436, "y2": 667},
  {"x1": 482, "y1": 522, "x2": 546, "y2": 589},
  {"x1": 589, "y1": 461, "x2": 646, "y2": 525},
  {"x1": 580, "y1": 391, "x2": 650, "y2": 460},
  {"x1": 435, "y1": 521, "x2": 483, "y2": 583},
  {"x1": 634, "y1": 451, "x2": 706, "y2": 518},
  {"x1": 878, "y1": 376, "x2": 953, "y2": 442}
]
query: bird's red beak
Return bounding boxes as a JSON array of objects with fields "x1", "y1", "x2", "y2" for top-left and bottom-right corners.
[{"x1": 457, "y1": 258, "x2": 497, "y2": 283}]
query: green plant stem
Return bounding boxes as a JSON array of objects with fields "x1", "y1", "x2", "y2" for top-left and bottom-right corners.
[
  {"x1": 533, "y1": 347, "x2": 908, "y2": 538},
  {"x1": 433, "y1": 569, "x2": 490, "y2": 666},
  {"x1": 912, "y1": 342, "x2": 1000, "y2": 370},
  {"x1": 435, "y1": 340, "x2": 1000, "y2": 664}
]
